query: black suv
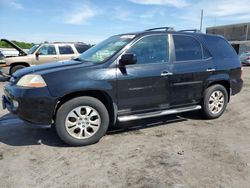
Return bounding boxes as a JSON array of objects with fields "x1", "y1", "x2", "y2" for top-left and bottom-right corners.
[{"x1": 2, "y1": 27, "x2": 243, "y2": 146}]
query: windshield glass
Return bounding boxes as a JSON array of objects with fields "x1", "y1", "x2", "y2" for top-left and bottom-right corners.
[
  {"x1": 78, "y1": 35, "x2": 135, "y2": 63},
  {"x1": 27, "y1": 44, "x2": 40, "y2": 54}
]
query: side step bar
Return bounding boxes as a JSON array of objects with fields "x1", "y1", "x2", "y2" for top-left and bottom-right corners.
[{"x1": 118, "y1": 105, "x2": 202, "y2": 122}]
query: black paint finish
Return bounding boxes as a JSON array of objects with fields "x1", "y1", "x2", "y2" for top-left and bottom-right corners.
[{"x1": 3, "y1": 30, "x2": 243, "y2": 125}]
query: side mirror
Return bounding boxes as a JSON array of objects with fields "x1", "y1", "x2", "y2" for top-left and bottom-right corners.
[
  {"x1": 119, "y1": 53, "x2": 137, "y2": 67},
  {"x1": 35, "y1": 52, "x2": 41, "y2": 57}
]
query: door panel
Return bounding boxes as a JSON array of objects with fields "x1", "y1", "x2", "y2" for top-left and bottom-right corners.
[
  {"x1": 117, "y1": 63, "x2": 172, "y2": 115},
  {"x1": 33, "y1": 55, "x2": 58, "y2": 64},
  {"x1": 170, "y1": 60, "x2": 214, "y2": 107}
]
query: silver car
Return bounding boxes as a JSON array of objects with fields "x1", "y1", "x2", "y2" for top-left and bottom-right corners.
[{"x1": 240, "y1": 51, "x2": 250, "y2": 66}]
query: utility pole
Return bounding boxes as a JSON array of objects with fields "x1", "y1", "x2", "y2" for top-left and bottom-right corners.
[
  {"x1": 200, "y1": 9, "x2": 203, "y2": 32},
  {"x1": 246, "y1": 24, "x2": 249, "y2": 41}
]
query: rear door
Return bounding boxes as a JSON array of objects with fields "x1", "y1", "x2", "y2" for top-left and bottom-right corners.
[
  {"x1": 58, "y1": 44, "x2": 78, "y2": 61},
  {"x1": 169, "y1": 34, "x2": 214, "y2": 107},
  {"x1": 116, "y1": 34, "x2": 172, "y2": 115}
]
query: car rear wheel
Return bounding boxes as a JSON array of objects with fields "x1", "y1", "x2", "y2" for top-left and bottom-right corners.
[
  {"x1": 55, "y1": 96, "x2": 109, "y2": 146},
  {"x1": 202, "y1": 84, "x2": 228, "y2": 119},
  {"x1": 10, "y1": 65, "x2": 26, "y2": 75}
]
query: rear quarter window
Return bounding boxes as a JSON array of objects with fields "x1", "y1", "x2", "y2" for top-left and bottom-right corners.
[{"x1": 203, "y1": 36, "x2": 237, "y2": 58}]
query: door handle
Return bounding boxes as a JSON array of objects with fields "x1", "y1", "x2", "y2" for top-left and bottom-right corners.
[
  {"x1": 161, "y1": 71, "x2": 173, "y2": 76},
  {"x1": 206, "y1": 68, "x2": 216, "y2": 72}
]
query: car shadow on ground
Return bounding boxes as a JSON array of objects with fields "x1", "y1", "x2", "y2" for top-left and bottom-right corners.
[{"x1": 0, "y1": 111, "x2": 203, "y2": 147}]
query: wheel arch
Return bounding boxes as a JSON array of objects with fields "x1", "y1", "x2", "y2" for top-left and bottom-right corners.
[
  {"x1": 10, "y1": 62, "x2": 30, "y2": 74},
  {"x1": 206, "y1": 80, "x2": 231, "y2": 102},
  {"x1": 53, "y1": 90, "x2": 117, "y2": 126}
]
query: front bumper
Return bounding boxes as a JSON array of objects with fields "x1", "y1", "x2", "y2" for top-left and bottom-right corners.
[{"x1": 2, "y1": 83, "x2": 58, "y2": 125}]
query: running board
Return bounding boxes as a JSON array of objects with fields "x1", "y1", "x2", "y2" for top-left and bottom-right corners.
[{"x1": 118, "y1": 105, "x2": 202, "y2": 122}]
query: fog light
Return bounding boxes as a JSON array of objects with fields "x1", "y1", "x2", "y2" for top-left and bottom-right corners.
[{"x1": 12, "y1": 100, "x2": 19, "y2": 108}]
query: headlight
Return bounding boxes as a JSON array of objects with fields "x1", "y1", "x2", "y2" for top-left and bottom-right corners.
[
  {"x1": 16, "y1": 74, "x2": 47, "y2": 88},
  {"x1": 0, "y1": 60, "x2": 6, "y2": 67}
]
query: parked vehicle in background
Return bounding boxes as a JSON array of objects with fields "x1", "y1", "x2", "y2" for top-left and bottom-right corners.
[
  {"x1": 0, "y1": 51, "x2": 4, "y2": 60},
  {"x1": 0, "y1": 39, "x2": 91, "y2": 75},
  {"x1": 240, "y1": 51, "x2": 250, "y2": 65},
  {"x1": 2, "y1": 27, "x2": 243, "y2": 146},
  {"x1": 0, "y1": 51, "x2": 6, "y2": 68},
  {"x1": 0, "y1": 48, "x2": 20, "y2": 57}
]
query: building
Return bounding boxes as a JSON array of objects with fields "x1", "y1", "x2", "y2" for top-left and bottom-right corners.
[{"x1": 206, "y1": 22, "x2": 250, "y2": 54}]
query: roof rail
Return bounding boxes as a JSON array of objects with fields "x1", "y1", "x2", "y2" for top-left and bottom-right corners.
[
  {"x1": 146, "y1": 27, "x2": 175, "y2": 32},
  {"x1": 178, "y1": 29, "x2": 201, "y2": 33}
]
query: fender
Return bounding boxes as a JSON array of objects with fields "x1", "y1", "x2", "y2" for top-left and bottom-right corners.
[{"x1": 204, "y1": 73, "x2": 230, "y2": 89}]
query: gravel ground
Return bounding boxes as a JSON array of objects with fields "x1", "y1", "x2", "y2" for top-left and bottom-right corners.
[{"x1": 0, "y1": 67, "x2": 250, "y2": 188}]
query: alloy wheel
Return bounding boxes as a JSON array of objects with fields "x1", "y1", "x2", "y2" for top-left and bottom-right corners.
[
  {"x1": 65, "y1": 106, "x2": 101, "y2": 139},
  {"x1": 208, "y1": 90, "x2": 225, "y2": 114}
]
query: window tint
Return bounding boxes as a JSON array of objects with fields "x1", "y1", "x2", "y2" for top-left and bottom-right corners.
[
  {"x1": 173, "y1": 35, "x2": 202, "y2": 61},
  {"x1": 75, "y1": 44, "x2": 90, "y2": 53},
  {"x1": 203, "y1": 47, "x2": 212, "y2": 59},
  {"x1": 203, "y1": 36, "x2": 237, "y2": 58},
  {"x1": 38, "y1": 45, "x2": 56, "y2": 55},
  {"x1": 59, "y1": 45, "x2": 74, "y2": 54},
  {"x1": 127, "y1": 35, "x2": 169, "y2": 64}
]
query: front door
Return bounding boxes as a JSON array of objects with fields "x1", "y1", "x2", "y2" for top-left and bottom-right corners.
[
  {"x1": 32, "y1": 44, "x2": 58, "y2": 65},
  {"x1": 116, "y1": 34, "x2": 172, "y2": 115}
]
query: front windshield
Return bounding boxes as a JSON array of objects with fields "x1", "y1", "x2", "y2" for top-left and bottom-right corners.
[
  {"x1": 78, "y1": 35, "x2": 135, "y2": 63},
  {"x1": 27, "y1": 44, "x2": 40, "y2": 54}
]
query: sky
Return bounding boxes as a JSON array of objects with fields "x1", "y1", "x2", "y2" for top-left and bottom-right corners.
[{"x1": 0, "y1": 0, "x2": 250, "y2": 44}]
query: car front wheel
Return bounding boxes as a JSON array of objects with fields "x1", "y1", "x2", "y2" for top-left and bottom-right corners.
[
  {"x1": 10, "y1": 65, "x2": 26, "y2": 75},
  {"x1": 202, "y1": 84, "x2": 228, "y2": 119},
  {"x1": 55, "y1": 96, "x2": 109, "y2": 146}
]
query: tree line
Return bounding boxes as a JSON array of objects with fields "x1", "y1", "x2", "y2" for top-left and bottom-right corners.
[{"x1": 0, "y1": 40, "x2": 34, "y2": 49}]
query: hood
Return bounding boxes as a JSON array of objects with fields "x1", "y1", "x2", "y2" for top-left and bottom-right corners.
[
  {"x1": 1, "y1": 39, "x2": 27, "y2": 56},
  {"x1": 5, "y1": 55, "x2": 32, "y2": 65},
  {"x1": 13, "y1": 60, "x2": 97, "y2": 78}
]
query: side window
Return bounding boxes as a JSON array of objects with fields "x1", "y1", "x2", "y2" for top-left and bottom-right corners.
[
  {"x1": 127, "y1": 35, "x2": 169, "y2": 64},
  {"x1": 204, "y1": 36, "x2": 237, "y2": 58},
  {"x1": 173, "y1": 35, "x2": 202, "y2": 61},
  {"x1": 38, "y1": 45, "x2": 56, "y2": 55},
  {"x1": 203, "y1": 47, "x2": 212, "y2": 59},
  {"x1": 59, "y1": 45, "x2": 74, "y2": 55},
  {"x1": 75, "y1": 44, "x2": 90, "y2": 54}
]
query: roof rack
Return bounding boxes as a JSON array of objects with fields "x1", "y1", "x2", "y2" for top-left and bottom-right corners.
[
  {"x1": 178, "y1": 29, "x2": 201, "y2": 33},
  {"x1": 145, "y1": 27, "x2": 175, "y2": 32}
]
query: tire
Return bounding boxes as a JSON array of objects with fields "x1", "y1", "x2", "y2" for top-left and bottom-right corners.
[
  {"x1": 202, "y1": 84, "x2": 228, "y2": 119},
  {"x1": 55, "y1": 96, "x2": 109, "y2": 146},
  {"x1": 10, "y1": 65, "x2": 26, "y2": 75}
]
